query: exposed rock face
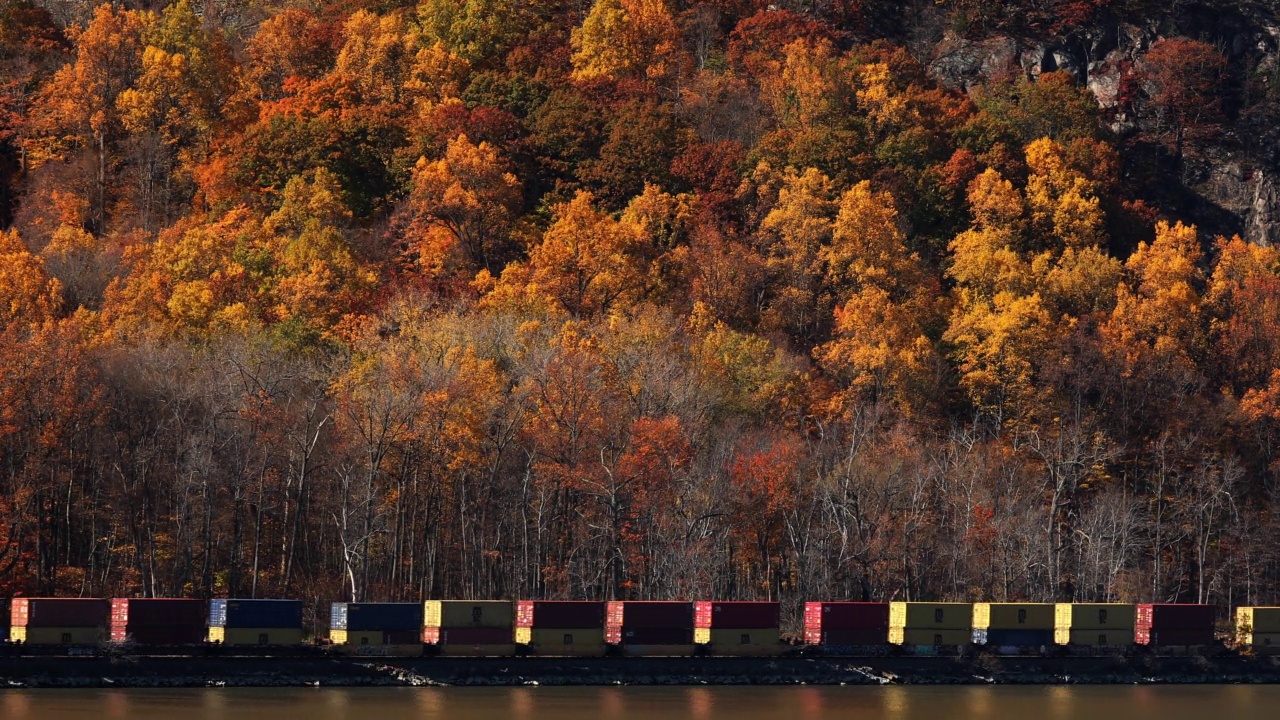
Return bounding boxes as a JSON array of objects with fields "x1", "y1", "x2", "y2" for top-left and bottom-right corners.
[{"x1": 1248, "y1": 171, "x2": 1280, "y2": 246}]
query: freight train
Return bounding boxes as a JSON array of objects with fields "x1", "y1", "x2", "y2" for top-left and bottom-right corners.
[{"x1": 3, "y1": 597, "x2": 1280, "y2": 658}]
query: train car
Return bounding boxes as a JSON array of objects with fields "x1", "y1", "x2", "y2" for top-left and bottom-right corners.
[
  {"x1": 110, "y1": 598, "x2": 207, "y2": 645},
  {"x1": 606, "y1": 601, "x2": 696, "y2": 656},
  {"x1": 803, "y1": 602, "x2": 889, "y2": 654},
  {"x1": 9, "y1": 598, "x2": 110, "y2": 645},
  {"x1": 889, "y1": 603, "x2": 972, "y2": 650},
  {"x1": 695, "y1": 601, "x2": 781, "y2": 656},
  {"x1": 1236, "y1": 607, "x2": 1280, "y2": 653},
  {"x1": 208, "y1": 599, "x2": 303, "y2": 646},
  {"x1": 516, "y1": 601, "x2": 607, "y2": 656},
  {"x1": 1135, "y1": 604, "x2": 1216, "y2": 648},
  {"x1": 424, "y1": 601, "x2": 515, "y2": 656},
  {"x1": 1054, "y1": 603, "x2": 1135, "y2": 648},
  {"x1": 330, "y1": 603, "x2": 423, "y2": 657}
]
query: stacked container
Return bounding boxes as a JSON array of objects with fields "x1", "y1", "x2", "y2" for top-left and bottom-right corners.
[
  {"x1": 694, "y1": 601, "x2": 780, "y2": 656},
  {"x1": 423, "y1": 600, "x2": 515, "y2": 656},
  {"x1": 515, "y1": 601, "x2": 606, "y2": 656},
  {"x1": 605, "y1": 601, "x2": 695, "y2": 656},
  {"x1": 888, "y1": 602, "x2": 973, "y2": 646},
  {"x1": 0, "y1": 598, "x2": 8, "y2": 642},
  {"x1": 110, "y1": 599, "x2": 207, "y2": 645},
  {"x1": 1135, "y1": 604, "x2": 1215, "y2": 647},
  {"x1": 208, "y1": 599, "x2": 303, "y2": 646},
  {"x1": 330, "y1": 603, "x2": 423, "y2": 656},
  {"x1": 9, "y1": 598, "x2": 110, "y2": 644},
  {"x1": 803, "y1": 602, "x2": 889, "y2": 650},
  {"x1": 1054, "y1": 603, "x2": 1135, "y2": 646},
  {"x1": 971, "y1": 603, "x2": 1055, "y2": 648},
  {"x1": 1236, "y1": 607, "x2": 1280, "y2": 652}
]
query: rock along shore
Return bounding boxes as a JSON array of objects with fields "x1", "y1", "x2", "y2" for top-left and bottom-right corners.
[{"x1": 2, "y1": 654, "x2": 1280, "y2": 689}]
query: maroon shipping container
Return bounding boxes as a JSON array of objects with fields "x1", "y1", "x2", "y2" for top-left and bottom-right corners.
[
  {"x1": 1136, "y1": 604, "x2": 1215, "y2": 630},
  {"x1": 694, "y1": 602, "x2": 780, "y2": 629},
  {"x1": 111, "y1": 599, "x2": 207, "y2": 629},
  {"x1": 441, "y1": 627, "x2": 513, "y2": 645},
  {"x1": 0, "y1": 599, "x2": 8, "y2": 629},
  {"x1": 11, "y1": 598, "x2": 110, "y2": 628},
  {"x1": 386, "y1": 630, "x2": 423, "y2": 645},
  {"x1": 515, "y1": 601, "x2": 606, "y2": 629},
  {"x1": 607, "y1": 601, "x2": 694, "y2": 629},
  {"x1": 1138, "y1": 628, "x2": 1216, "y2": 646},
  {"x1": 623, "y1": 627, "x2": 694, "y2": 645},
  {"x1": 816, "y1": 628, "x2": 888, "y2": 646},
  {"x1": 804, "y1": 602, "x2": 890, "y2": 643},
  {"x1": 110, "y1": 625, "x2": 206, "y2": 645}
]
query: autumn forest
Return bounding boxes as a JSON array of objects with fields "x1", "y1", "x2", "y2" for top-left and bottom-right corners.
[{"x1": 1, "y1": 0, "x2": 1279, "y2": 627}]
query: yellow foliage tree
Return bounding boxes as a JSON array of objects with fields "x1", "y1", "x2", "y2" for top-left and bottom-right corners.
[{"x1": 571, "y1": 0, "x2": 681, "y2": 82}]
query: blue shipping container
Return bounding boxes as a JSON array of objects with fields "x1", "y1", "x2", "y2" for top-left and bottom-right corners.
[
  {"x1": 209, "y1": 599, "x2": 302, "y2": 628},
  {"x1": 972, "y1": 628, "x2": 1054, "y2": 646},
  {"x1": 331, "y1": 603, "x2": 423, "y2": 632}
]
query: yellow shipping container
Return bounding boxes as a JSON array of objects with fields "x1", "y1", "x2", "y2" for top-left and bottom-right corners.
[
  {"x1": 973, "y1": 603, "x2": 1055, "y2": 630},
  {"x1": 9, "y1": 627, "x2": 105, "y2": 644},
  {"x1": 888, "y1": 603, "x2": 972, "y2": 630},
  {"x1": 519, "y1": 627, "x2": 606, "y2": 656},
  {"x1": 888, "y1": 628, "x2": 972, "y2": 646},
  {"x1": 424, "y1": 600, "x2": 514, "y2": 629},
  {"x1": 699, "y1": 628, "x2": 782, "y2": 656},
  {"x1": 1236, "y1": 607, "x2": 1280, "y2": 634},
  {"x1": 1053, "y1": 628, "x2": 1135, "y2": 646},
  {"x1": 207, "y1": 627, "x2": 304, "y2": 646},
  {"x1": 1054, "y1": 604, "x2": 1135, "y2": 630}
]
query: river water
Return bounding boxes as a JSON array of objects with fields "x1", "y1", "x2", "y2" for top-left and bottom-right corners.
[{"x1": 1, "y1": 685, "x2": 1277, "y2": 719}]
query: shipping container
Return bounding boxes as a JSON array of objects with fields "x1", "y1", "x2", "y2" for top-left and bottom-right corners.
[
  {"x1": 516, "y1": 627, "x2": 607, "y2": 656},
  {"x1": 207, "y1": 627, "x2": 304, "y2": 645},
  {"x1": 11, "y1": 598, "x2": 110, "y2": 628},
  {"x1": 972, "y1": 628, "x2": 1054, "y2": 646},
  {"x1": 607, "y1": 601, "x2": 695, "y2": 630},
  {"x1": 694, "y1": 601, "x2": 779, "y2": 630},
  {"x1": 111, "y1": 599, "x2": 207, "y2": 630},
  {"x1": 619, "y1": 644, "x2": 697, "y2": 657},
  {"x1": 697, "y1": 628, "x2": 782, "y2": 656},
  {"x1": 0, "y1": 599, "x2": 9, "y2": 631},
  {"x1": 889, "y1": 603, "x2": 973, "y2": 630},
  {"x1": 331, "y1": 603, "x2": 422, "y2": 632},
  {"x1": 515, "y1": 601, "x2": 606, "y2": 629},
  {"x1": 1054, "y1": 603, "x2": 1135, "y2": 630},
  {"x1": 621, "y1": 627, "x2": 694, "y2": 645},
  {"x1": 1244, "y1": 632, "x2": 1280, "y2": 652},
  {"x1": 1053, "y1": 628, "x2": 1135, "y2": 646},
  {"x1": 110, "y1": 625, "x2": 206, "y2": 645},
  {"x1": 440, "y1": 627, "x2": 513, "y2": 645},
  {"x1": 208, "y1": 599, "x2": 302, "y2": 629},
  {"x1": 424, "y1": 600, "x2": 513, "y2": 629},
  {"x1": 1139, "y1": 629, "x2": 1216, "y2": 646},
  {"x1": 888, "y1": 628, "x2": 972, "y2": 646},
  {"x1": 811, "y1": 627, "x2": 888, "y2": 646},
  {"x1": 1236, "y1": 607, "x2": 1280, "y2": 634},
  {"x1": 803, "y1": 602, "x2": 890, "y2": 644},
  {"x1": 1136, "y1": 604, "x2": 1214, "y2": 631},
  {"x1": 972, "y1": 603, "x2": 1055, "y2": 630},
  {"x1": 9, "y1": 626, "x2": 106, "y2": 644}
]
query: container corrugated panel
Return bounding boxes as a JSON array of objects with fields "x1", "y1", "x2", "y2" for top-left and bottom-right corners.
[
  {"x1": 1245, "y1": 632, "x2": 1280, "y2": 651},
  {"x1": 10, "y1": 626, "x2": 106, "y2": 644},
  {"x1": 973, "y1": 628, "x2": 1054, "y2": 646},
  {"x1": 804, "y1": 602, "x2": 890, "y2": 637},
  {"x1": 700, "y1": 628, "x2": 781, "y2": 656},
  {"x1": 1054, "y1": 603, "x2": 1135, "y2": 630},
  {"x1": 620, "y1": 644, "x2": 697, "y2": 657},
  {"x1": 1136, "y1": 604, "x2": 1214, "y2": 632},
  {"x1": 518, "y1": 601, "x2": 606, "y2": 629},
  {"x1": 340, "y1": 603, "x2": 423, "y2": 632},
  {"x1": 819, "y1": 628, "x2": 887, "y2": 646},
  {"x1": 889, "y1": 603, "x2": 973, "y2": 630},
  {"x1": 1236, "y1": 607, "x2": 1280, "y2": 634},
  {"x1": 623, "y1": 627, "x2": 694, "y2": 645},
  {"x1": 972, "y1": 603, "x2": 1055, "y2": 630},
  {"x1": 330, "y1": 604, "x2": 349, "y2": 631},
  {"x1": 111, "y1": 625, "x2": 206, "y2": 645},
  {"x1": 424, "y1": 600, "x2": 513, "y2": 629},
  {"x1": 207, "y1": 627, "x2": 304, "y2": 645},
  {"x1": 12, "y1": 598, "x2": 110, "y2": 628},
  {"x1": 613, "y1": 601, "x2": 695, "y2": 629},
  {"x1": 112, "y1": 599, "x2": 207, "y2": 629},
  {"x1": 1054, "y1": 628, "x2": 1135, "y2": 646},
  {"x1": 1141, "y1": 629, "x2": 1215, "y2": 646},
  {"x1": 694, "y1": 601, "x2": 779, "y2": 629},
  {"x1": 888, "y1": 628, "x2": 971, "y2": 646},
  {"x1": 442, "y1": 627, "x2": 513, "y2": 645},
  {"x1": 520, "y1": 627, "x2": 607, "y2": 656},
  {"x1": 209, "y1": 599, "x2": 302, "y2": 629}
]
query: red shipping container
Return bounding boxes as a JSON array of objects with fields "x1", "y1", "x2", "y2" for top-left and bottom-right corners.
[
  {"x1": 810, "y1": 627, "x2": 888, "y2": 646},
  {"x1": 516, "y1": 601, "x2": 605, "y2": 629},
  {"x1": 607, "y1": 601, "x2": 694, "y2": 629},
  {"x1": 622, "y1": 627, "x2": 694, "y2": 645},
  {"x1": 694, "y1": 602, "x2": 780, "y2": 629},
  {"x1": 423, "y1": 626, "x2": 441, "y2": 644},
  {"x1": 12, "y1": 598, "x2": 110, "y2": 628},
  {"x1": 1136, "y1": 604, "x2": 1215, "y2": 631},
  {"x1": 111, "y1": 599, "x2": 207, "y2": 628},
  {"x1": 111, "y1": 625, "x2": 207, "y2": 645},
  {"x1": 385, "y1": 630, "x2": 422, "y2": 645},
  {"x1": 442, "y1": 627, "x2": 512, "y2": 645},
  {"x1": 1138, "y1": 628, "x2": 1216, "y2": 646},
  {"x1": 804, "y1": 602, "x2": 890, "y2": 634}
]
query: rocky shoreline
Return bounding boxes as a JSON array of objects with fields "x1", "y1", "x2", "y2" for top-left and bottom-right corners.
[{"x1": 2, "y1": 655, "x2": 1280, "y2": 689}]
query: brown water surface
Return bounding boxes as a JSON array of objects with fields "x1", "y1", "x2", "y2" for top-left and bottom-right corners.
[{"x1": 1, "y1": 684, "x2": 1276, "y2": 719}]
